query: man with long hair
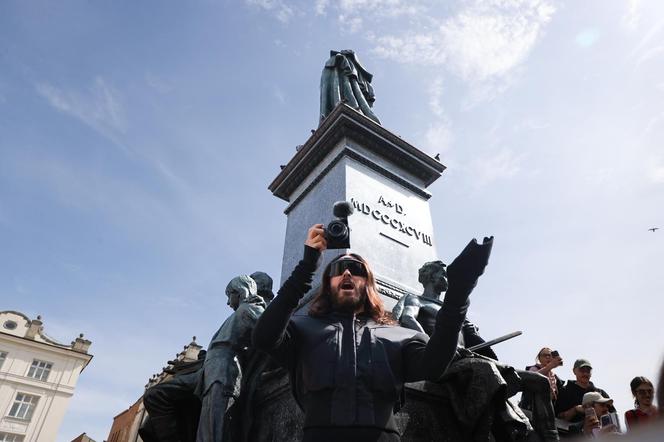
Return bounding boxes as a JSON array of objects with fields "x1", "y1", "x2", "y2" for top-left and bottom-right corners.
[{"x1": 253, "y1": 224, "x2": 493, "y2": 441}]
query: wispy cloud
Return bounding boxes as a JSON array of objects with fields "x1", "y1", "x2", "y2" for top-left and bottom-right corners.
[
  {"x1": 422, "y1": 77, "x2": 453, "y2": 154},
  {"x1": 337, "y1": 0, "x2": 425, "y2": 25},
  {"x1": 622, "y1": 0, "x2": 641, "y2": 31},
  {"x1": 36, "y1": 77, "x2": 127, "y2": 144},
  {"x1": 245, "y1": 0, "x2": 296, "y2": 23},
  {"x1": 315, "y1": 0, "x2": 330, "y2": 15},
  {"x1": 513, "y1": 117, "x2": 550, "y2": 131},
  {"x1": 370, "y1": 0, "x2": 555, "y2": 103}
]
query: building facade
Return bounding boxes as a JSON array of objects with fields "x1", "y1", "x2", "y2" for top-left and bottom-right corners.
[
  {"x1": 106, "y1": 337, "x2": 201, "y2": 442},
  {"x1": 0, "y1": 311, "x2": 92, "y2": 442}
]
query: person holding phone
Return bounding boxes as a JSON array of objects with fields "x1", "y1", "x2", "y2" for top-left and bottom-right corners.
[
  {"x1": 581, "y1": 392, "x2": 620, "y2": 437},
  {"x1": 528, "y1": 348, "x2": 564, "y2": 401}
]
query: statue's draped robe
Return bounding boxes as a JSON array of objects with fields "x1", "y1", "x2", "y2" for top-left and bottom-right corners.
[
  {"x1": 320, "y1": 50, "x2": 380, "y2": 125},
  {"x1": 196, "y1": 295, "x2": 266, "y2": 442}
]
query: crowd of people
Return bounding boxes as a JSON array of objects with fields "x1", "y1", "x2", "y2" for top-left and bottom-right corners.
[{"x1": 521, "y1": 347, "x2": 659, "y2": 438}]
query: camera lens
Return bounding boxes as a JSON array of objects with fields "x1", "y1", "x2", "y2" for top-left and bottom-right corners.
[{"x1": 327, "y1": 220, "x2": 348, "y2": 240}]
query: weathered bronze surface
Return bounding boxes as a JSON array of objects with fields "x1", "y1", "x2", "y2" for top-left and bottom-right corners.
[{"x1": 320, "y1": 50, "x2": 380, "y2": 125}]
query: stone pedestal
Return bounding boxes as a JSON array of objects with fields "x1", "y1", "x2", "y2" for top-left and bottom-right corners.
[{"x1": 269, "y1": 104, "x2": 445, "y2": 309}]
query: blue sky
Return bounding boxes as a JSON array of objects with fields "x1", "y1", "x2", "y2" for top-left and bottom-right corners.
[{"x1": 1, "y1": 1, "x2": 663, "y2": 440}]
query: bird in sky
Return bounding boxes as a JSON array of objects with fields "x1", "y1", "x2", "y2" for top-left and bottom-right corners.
[{"x1": 648, "y1": 227, "x2": 659, "y2": 232}]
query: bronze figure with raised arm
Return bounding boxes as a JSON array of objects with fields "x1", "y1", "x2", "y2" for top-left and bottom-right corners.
[
  {"x1": 253, "y1": 224, "x2": 493, "y2": 442},
  {"x1": 392, "y1": 259, "x2": 498, "y2": 360}
]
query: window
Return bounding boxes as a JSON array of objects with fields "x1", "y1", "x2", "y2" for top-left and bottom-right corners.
[
  {"x1": 0, "y1": 432, "x2": 25, "y2": 442},
  {"x1": 7, "y1": 393, "x2": 39, "y2": 421},
  {"x1": 0, "y1": 352, "x2": 6, "y2": 370},
  {"x1": 27, "y1": 360, "x2": 52, "y2": 381}
]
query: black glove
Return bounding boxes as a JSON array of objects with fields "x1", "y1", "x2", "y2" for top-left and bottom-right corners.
[{"x1": 443, "y1": 236, "x2": 494, "y2": 310}]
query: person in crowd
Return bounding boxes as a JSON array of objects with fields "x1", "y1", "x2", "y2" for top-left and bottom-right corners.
[
  {"x1": 581, "y1": 391, "x2": 620, "y2": 438},
  {"x1": 555, "y1": 358, "x2": 613, "y2": 423},
  {"x1": 253, "y1": 224, "x2": 493, "y2": 441},
  {"x1": 528, "y1": 347, "x2": 564, "y2": 402},
  {"x1": 624, "y1": 376, "x2": 658, "y2": 430}
]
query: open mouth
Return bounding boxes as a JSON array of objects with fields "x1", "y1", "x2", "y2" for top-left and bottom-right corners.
[{"x1": 340, "y1": 280, "x2": 355, "y2": 290}]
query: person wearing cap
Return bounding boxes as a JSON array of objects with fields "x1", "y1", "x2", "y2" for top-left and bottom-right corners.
[
  {"x1": 253, "y1": 224, "x2": 493, "y2": 441},
  {"x1": 555, "y1": 358, "x2": 613, "y2": 423},
  {"x1": 581, "y1": 391, "x2": 619, "y2": 437}
]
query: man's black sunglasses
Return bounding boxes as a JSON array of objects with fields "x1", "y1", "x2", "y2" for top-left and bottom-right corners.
[{"x1": 329, "y1": 258, "x2": 368, "y2": 278}]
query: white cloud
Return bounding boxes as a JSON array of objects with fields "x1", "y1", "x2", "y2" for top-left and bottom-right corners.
[
  {"x1": 245, "y1": 0, "x2": 295, "y2": 23},
  {"x1": 513, "y1": 117, "x2": 550, "y2": 131},
  {"x1": 370, "y1": 0, "x2": 555, "y2": 102},
  {"x1": 253, "y1": 0, "x2": 425, "y2": 29},
  {"x1": 337, "y1": 0, "x2": 424, "y2": 17},
  {"x1": 36, "y1": 77, "x2": 127, "y2": 142},
  {"x1": 421, "y1": 77, "x2": 453, "y2": 155},
  {"x1": 440, "y1": 0, "x2": 555, "y2": 82},
  {"x1": 622, "y1": 0, "x2": 641, "y2": 31},
  {"x1": 338, "y1": 14, "x2": 364, "y2": 33},
  {"x1": 428, "y1": 77, "x2": 444, "y2": 118},
  {"x1": 424, "y1": 122, "x2": 453, "y2": 155},
  {"x1": 315, "y1": 0, "x2": 330, "y2": 15},
  {"x1": 370, "y1": 33, "x2": 443, "y2": 64}
]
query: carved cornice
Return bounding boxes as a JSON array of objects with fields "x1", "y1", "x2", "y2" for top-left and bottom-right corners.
[{"x1": 269, "y1": 104, "x2": 445, "y2": 202}]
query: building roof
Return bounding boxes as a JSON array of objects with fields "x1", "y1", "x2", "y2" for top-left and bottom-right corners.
[
  {"x1": 0, "y1": 311, "x2": 93, "y2": 366},
  {"x1": 71, "y1": 432, "x2": 96, "y2": 442}
]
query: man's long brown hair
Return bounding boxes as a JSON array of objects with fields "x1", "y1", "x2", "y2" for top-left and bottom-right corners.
[{"x1": 309, "y1": 253, "x2": 395, "y2": 324}]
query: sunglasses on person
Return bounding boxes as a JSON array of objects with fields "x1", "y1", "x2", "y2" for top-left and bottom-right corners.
[
  {"x1": 636, "y1": 388, "x2": 654, "y2": 395},
  {"x1": 329, "y1": 258, "x2": 368, "y2": 278}
]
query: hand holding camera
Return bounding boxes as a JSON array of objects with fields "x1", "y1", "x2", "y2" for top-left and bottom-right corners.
[
  {"x1": 305, "y1": 224, "x2": 327, "y2": 252},
  {"x1": 550, "y1": 350, "x2": 563, "y2": 367},
  {"x1": 304, "y1": 201, "x2": 355, "y2": 252}
]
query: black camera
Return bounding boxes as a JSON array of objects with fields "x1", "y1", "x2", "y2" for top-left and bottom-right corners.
[
  {"x1": 551, "y1": 350, "x2": 562, "y2": 365},
  {"x1": 324, "y1": 201, "x2": 354, "y2": 249}
]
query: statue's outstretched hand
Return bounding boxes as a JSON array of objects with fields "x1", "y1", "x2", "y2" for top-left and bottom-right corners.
[
  {"x1": 447, "y1": 236, "x2": 493, "y2": 285},
  {"x1": 444, "y1": 236, "x2": 494, "y2": 309},
  {"x1": 305, "y1": 224, "x2": 327, "y2": 252}
]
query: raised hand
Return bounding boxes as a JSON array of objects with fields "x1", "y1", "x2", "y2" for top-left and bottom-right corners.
[
  {"x1": 305, "y1": 224, "x2": 327, "y2": 252},
  {"x1": 443, "y1": 236, "x2": 494, "y2": 309}
]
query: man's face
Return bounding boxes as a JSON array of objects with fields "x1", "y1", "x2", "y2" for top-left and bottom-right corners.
[
  {"x1": 574, "y1": 366, "x2": 592, "y2": 384},
  {"x1": 431, "y1": 266, "x2": 449, "y2": 292},
  {"x1": 329, "y1": 256, "x2": 367, "y2": 312}
]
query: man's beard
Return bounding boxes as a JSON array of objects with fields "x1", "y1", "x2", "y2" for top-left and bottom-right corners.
[{"x1": 330, "y1": 285, "x2": 366, "y2": 312}]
